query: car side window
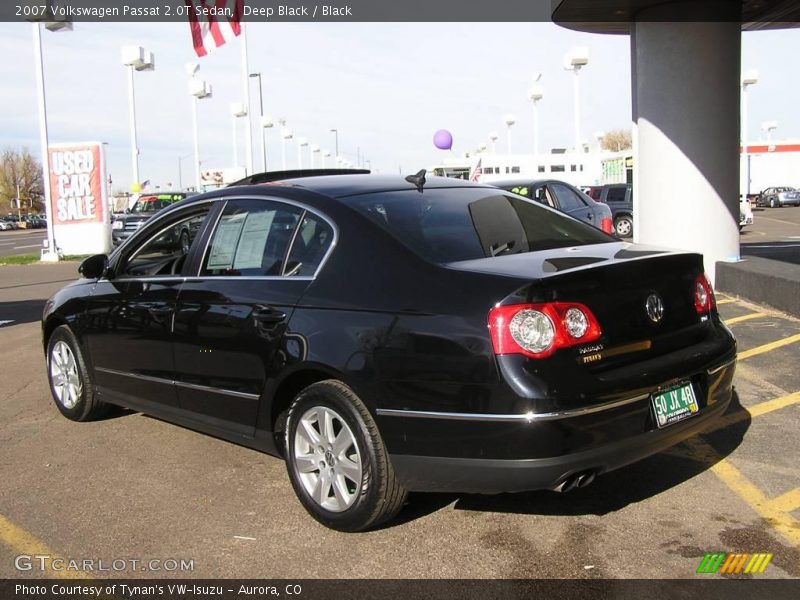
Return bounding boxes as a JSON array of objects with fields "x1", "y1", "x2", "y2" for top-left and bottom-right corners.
[
  {"x1": 285, "y1": 213, "x2": 334, "y2": 277},
  {"x1": 201, "y1": 200, "x2": 302, "y2": 277},
  {"x1": 550, "y1": 183, "x2": 586, "y2": 211},
  {"x1": 530, "y1": 185, "x2": 556, "y2": 208},
  {"x1": 121, "y1": 210, "x2": 209, "y2": 277},
  {"x1": 605, "y1": 186, "x2": 628, "y2": 203}
]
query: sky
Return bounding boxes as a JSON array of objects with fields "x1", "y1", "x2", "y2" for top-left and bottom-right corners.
[{"x1": 0, "y1": 22, "x2": 796, "y2": 192}]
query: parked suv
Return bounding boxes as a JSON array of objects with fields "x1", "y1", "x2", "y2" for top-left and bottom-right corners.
[
  {"x1": 594, "y1": 184, "x2": 634, "y2": 238},
  {"x1": 112, "y1": 193, "x2": 188, "y2": 246}
]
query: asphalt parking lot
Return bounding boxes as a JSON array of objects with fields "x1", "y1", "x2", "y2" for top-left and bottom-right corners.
[
  {"x1": 0, "y1": 261, "x2": 798, "y2": 581},
  {"x1": 741, "y1": 203, "x2": 800, "y2": 265},
  {"x1": 0, "y1": 229, "x2": 46, "y2": 259}
]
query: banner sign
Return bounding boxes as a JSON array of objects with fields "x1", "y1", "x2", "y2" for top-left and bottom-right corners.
[{"x1": 48, "y1": 143, "x2": 106, "y2": 226}]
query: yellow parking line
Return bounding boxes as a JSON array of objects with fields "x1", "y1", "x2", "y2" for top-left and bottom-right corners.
[
  {"x1": 767, "y1": 489, "x2": 800, "y2": 513},
  {"x1": 716, "y1": 298, "x2": 736, "y2": 305},
  {"x1": 724, "y1": 312, "x2": 767, "y2": 326},
  {"x1": 700, "y1": 390, "x2": 800, "y2": 436},
  {"x1": 0, "y1": 513, "x2": 89, "y2": 579},
  {"x1": 681, "y1": 440, "x2": 800, "y2": 547},
  {"x1": 738, "y1": 332, "x2": 800, "y2": 360}
]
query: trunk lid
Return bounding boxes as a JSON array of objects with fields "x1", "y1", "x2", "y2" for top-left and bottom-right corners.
[{"x1": 448, "y1": 242, "x2": 707, "y2": 364}]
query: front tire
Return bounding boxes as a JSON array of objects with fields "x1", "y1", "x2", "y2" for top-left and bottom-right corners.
[
  {"x1": 46, "y1": 325, "x2": 107, "y2": 421},
  {"x1": 285, "y1": 380, "x2": 407, "y2": 532},
  {"x1": 770, "y1": 198, "x2": 777, "y2": 208}
]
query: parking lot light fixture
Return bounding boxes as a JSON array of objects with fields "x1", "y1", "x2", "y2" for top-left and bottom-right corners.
[
  {"x1": 261, "y1": 115, "x2": 274, "y2": 172},
  {"x1": 761, "y1": 120, "x2": 777, "y2": 143},
  {"x1": 741, "y1": 69, "x2": 759, "y2": 195},
  {"x1": 188, "y1": 75, "x2": 212, "y2": 192},
  {"x1": 311, "y1": 144, "x2": 320, "y2": 169},
  {"x1": 281, "y1": 128, "x2": 293, "y2": 170},
  {"x1": 488, "y1": 132, "x2": 498, "y2": 154},
  {"x1": 29, "y1": 7, "x2": 73, "y2": 261},
  {"x1": 297, "y1": 137, "x2": 308, "y2": 169},
  {"x1": 528, "y1": 73, "x2": 544, "y2": 155},
  {"x1": 564, "y1": 47, "x2": 589, "y2": 153},
  {"x1": 230, "y1": 102, "x2": 248, "y2": 168},
  {"x1": 322, "y1": 150, "x2": 330, "y2": 168},
  {"x1": 504, "y1": 115, "x2": 516, "y2": 154},
  {"x1": 330, "y1": 128, "x2": 339, "y2": 161},
  {"x1": 121, "y1": 46, "x2": 155, "y2": 191}
]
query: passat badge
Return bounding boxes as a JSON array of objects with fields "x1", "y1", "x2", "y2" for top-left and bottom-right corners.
[{"x1": 646, "y1": 293, "x2": 664, "y2": 324}]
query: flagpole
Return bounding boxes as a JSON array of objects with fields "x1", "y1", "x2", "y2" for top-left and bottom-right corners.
[{"x1": 241, "y1": 22, "x2": 253, "y2": 175}]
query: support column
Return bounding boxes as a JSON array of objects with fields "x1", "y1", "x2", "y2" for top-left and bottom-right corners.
[{"x1": 631, "y1": 3, "x2": 740, "y2": 285}]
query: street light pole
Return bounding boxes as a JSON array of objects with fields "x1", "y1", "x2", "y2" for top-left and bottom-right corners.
[
  {"x1": 564, "y1": 47, "x2": 589, "y2": 153},
  {"x1": 177, "y1": 153, "x2": 191, "y2": 191},
  {"x1": 528, "y1": 74, "x2": 544, "y2": 155},
  {"x1": 330, "y1": 128, "x2": 339, "y2": 162},
  {"x1": 249, "y1": 72, "x2": 267, "y2": 172},
  {"x1": 126, "y1": 66, "x2": 139, "y2": 187},
  {"x1": 32, "y1": 21, "x2": 63, "y2": 260},
  {"x1": 504, "y1": 115, "x2": 515, "y2": 154},
  {"x1": 187, "y1": 63, "x2": 212, "y2": 193},
  {"x1": 121, "y1": 46, "x2": 154, "y2": 191},
  {"x1": 741, "y1": 70, "x2": 758, "y2": 196},
  {"x1": 281, "y1": 126, "x2": 293, "y2": 170}
]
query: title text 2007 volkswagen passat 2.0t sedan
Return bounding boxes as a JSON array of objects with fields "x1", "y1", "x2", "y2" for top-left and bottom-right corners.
[{"x1": 42, "y1": 171, "x2": 736, "y2": 531}]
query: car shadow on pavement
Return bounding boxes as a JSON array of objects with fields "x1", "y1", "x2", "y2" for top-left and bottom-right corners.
[
  {"x1": 0, "y1": 299, "x2": 46, "y2": 327},
  {"x1": 394, "y1": 390, "x2": 750, "y2": 525}
]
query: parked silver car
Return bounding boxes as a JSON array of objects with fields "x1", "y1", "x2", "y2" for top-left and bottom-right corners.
[{"x1": 758, "y1": 186, "x2": 800, "y2": 208}]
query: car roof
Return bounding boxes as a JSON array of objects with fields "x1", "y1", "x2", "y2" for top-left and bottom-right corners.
[
  {"x1": 187, "y1": 174, "x2": 494, "y2": 205},
  {"x1": 490, "y1": 179, "x2": 553, "y2": 188}
]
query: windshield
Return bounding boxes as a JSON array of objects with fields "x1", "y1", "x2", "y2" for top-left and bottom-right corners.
[
  {"x1": 345, "y1": 188, "x2": 614, "y2": 263},
  {"x1": 130, "y1": 198, "x2": 159, "y2": 213}
]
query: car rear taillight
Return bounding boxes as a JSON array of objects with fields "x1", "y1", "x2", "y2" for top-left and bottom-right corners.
[
  {"x1": 600, "y1": 216, "x2": 613, "y2": 234},
  {"x1": 488, "y1": 302, "x2": 602, "y2": 359},
  {"x1": 694, "y1": 273, "x2": 716, "y2": 314}
]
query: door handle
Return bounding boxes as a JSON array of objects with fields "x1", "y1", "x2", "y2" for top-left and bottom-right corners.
[{"x1": 252, "y1": 308, "x2": 287, "y2": 323}]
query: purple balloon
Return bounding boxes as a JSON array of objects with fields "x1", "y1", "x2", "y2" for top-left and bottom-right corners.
[{"x1": 433, "y1": 129, "x2": 453, "y2": 150}]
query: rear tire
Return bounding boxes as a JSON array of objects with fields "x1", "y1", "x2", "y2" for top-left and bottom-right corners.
[
  {"x1": 46, "y1": 325, "x2": 107, "y2": 421},
  {"x1": 614, "y1": 215, "x2": 633, "y2": 238},
  {"x1": 285, "y1": 380, "x2": 407, "y2": 532}
]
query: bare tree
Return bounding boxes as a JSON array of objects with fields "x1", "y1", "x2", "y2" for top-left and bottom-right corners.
[
  {"x1": 600, "y1": 129, "x2": 633, "y2": 152},
  {"x1": 0, "y1": 147, "x2": 44, "y2": 214}
]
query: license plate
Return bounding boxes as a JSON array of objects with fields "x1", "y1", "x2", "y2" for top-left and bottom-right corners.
[{"x1": 651, "y1": 382, "x2": 699, "y2": 428}]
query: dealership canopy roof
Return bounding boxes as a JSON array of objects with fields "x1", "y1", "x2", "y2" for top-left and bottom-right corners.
[{"x1": 552, "y1": 0, "x2": 800, "y2": 34}]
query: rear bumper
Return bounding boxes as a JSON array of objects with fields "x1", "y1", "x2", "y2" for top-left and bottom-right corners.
[{"x1": 386, "y1": 356, "x2": 735, "y2": 494}]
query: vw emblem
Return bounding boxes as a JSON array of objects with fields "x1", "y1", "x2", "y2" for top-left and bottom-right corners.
[{"x1": 645, "y1": 293, "x2": 664, "y2": 324}]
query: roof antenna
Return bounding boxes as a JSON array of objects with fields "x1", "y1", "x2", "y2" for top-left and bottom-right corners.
[{"x1": 405, "y1": 169, "x2": 426, "y2": 192}]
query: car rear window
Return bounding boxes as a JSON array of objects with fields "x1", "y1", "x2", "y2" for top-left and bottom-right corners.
[{"x1": 345, "y1": 188, "x2": 612, "y2": 263}]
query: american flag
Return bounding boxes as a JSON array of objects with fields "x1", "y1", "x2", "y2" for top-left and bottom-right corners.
[
  {"x1": 185, "y1": 0, "x2": 244, "y2": 58},
  {"x1": 469, "y1": 159, "x2": 483, "y2": 182}
]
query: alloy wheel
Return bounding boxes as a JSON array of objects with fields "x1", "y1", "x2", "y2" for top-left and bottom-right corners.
[
  {"x1": 292, "y1": 405, "x2": 363, "y2": 512},
  {"x1": 50, "y1": 340, "x2": 82, "y2": 409}
]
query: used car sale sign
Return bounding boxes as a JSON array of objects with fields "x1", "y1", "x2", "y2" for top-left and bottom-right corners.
[{"x1": 48, "y1": 142, "x2": 111, "y2": 254}]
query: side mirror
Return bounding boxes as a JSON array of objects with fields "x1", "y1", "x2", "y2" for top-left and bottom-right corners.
[{"x1": 79, "y1": 254, "x2": 109, "y2": 279}]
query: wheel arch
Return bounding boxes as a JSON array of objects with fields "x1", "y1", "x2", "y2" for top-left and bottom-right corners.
[
  {"x1": 42, "y1": 315, "x2": 68, "y2": 352},
  {"x1": 267, "y1": 363, "x2": 364, "y2": 455}
]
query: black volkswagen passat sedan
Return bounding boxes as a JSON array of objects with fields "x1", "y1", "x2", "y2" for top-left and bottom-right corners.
[{"x1": 42, "y1": 171, "x2": 736, "y2": 531}]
